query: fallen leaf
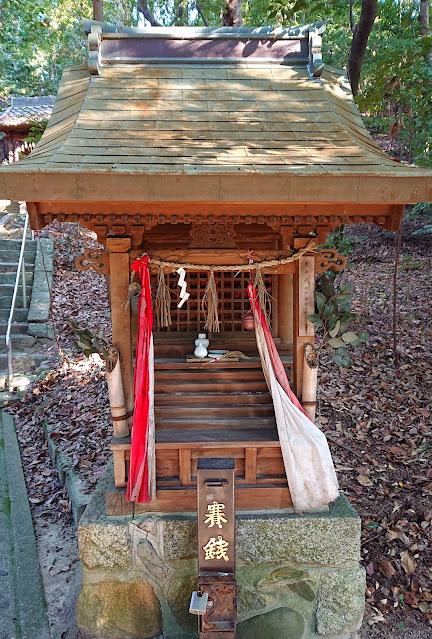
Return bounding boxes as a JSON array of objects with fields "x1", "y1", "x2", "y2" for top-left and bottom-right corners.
[
  {"x1": 403, "y1": 591, "x2": 418, "y2": 606},
  {"x1": 357, "y1": 474, "x2": 373, "y2": 487},
  {"x1": 400, "y1": 552, "x2": 416, "y2": 576},
  {"x1": 379, "y1": 559, "x2": 396, "y2": 579}
]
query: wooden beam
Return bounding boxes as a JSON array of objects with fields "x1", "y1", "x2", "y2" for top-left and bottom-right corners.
[
  {"x1": 113, "y1": 450, "x2": 127, "y2": 487},
  {"x1": 293, "y1": 255, "x2": 315, "y2": 398},
  {"x1": 179, "y1": 449, "x2": 193, "y2": 486},
  {"x1": 278, "y1": 274, "x2": 293, "y2": 342},
  {"x1": 106, "y1": 485, "x2": 293, "y2": 515},
  {"x1": 106, "y1": 237, "x2": 133, "y2": 420},
  {"x1": 35, "y1": 200, "x2": 394, "y2": 219},
  {"x1": 244, "y1": 447, "x2": 257, "y2": 484}
]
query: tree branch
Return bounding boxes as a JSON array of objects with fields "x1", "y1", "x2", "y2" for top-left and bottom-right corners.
[
  {"x1": 347, "y1": 0, "x2": 378, "y2": 96},
  {"x1": 195, "y1": 2, "x2": 209, "y2": 26},
  {"x1": 137, "y1": 0, "x2": 161, "y2": 26},
  {"x1": 349, "y1": 0, "x2": 355, "y2": 32}
]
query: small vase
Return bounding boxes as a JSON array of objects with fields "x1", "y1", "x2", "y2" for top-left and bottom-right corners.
[{"x1": 194, "y1": 333, "x2": 209, "y2": 358}]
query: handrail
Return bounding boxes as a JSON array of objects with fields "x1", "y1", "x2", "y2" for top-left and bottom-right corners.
[{"x1": 6, "y1": 211, "x2": 30, "y2": 389}]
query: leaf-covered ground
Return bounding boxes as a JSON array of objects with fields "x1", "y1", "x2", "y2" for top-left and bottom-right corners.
[
  {"x1": 5, "y1": 218, "x2": 432, "y2": 637},
  {"x1": 320, "y1": 219, "x2": 432, "y2": 637}
]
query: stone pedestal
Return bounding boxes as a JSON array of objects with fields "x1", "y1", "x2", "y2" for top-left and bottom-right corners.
[{"x1": 77, "y1": 465, "x2": 365, "y2": 639}]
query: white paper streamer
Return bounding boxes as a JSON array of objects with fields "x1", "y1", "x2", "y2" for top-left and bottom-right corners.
[{"x1": 176, "y1": 267, "x2": 190, "y2": 308}]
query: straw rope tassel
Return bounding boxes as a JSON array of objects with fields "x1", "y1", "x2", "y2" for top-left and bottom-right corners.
[
  {"x1": 202, "y1": 268, "x2": 220, "y2": 333},
  {"x1": 254, "y1": 265, "x2": 272, "y2": 326},
  {"x1": 155, "y1": 266, "x2": 172, "y2": 329}
]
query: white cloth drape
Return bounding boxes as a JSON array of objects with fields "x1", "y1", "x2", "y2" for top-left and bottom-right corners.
[{"x1": 254, "y1": 319, "x2": 340, "y2": 512}]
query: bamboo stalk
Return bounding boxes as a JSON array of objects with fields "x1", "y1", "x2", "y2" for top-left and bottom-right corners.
[
  {"x1": 107, "y1": 351, "x2": 130, "y2": 438},
  {"x1": 302, "y1": 342, "x2": 318, "y2": 421}
]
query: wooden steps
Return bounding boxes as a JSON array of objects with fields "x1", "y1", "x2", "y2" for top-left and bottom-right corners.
[
  {"x1": 156, "y1": 380, "x2": 269, "y2": 393},
  {"x1": 153, "y1": 358, "x2": 286, "y2": 429},
  {"x1": 155, "y1": 391, "x2": 272, "y2": 406},
  {"x1": 155, "y1": 368, "x2": 268, "y2": 382},
  {"x1": 108, "y1": 346, "x2": 294, "y2": 514},
  {"x1": 155, "y1": 416, "x2": 276, "y2": 430}
]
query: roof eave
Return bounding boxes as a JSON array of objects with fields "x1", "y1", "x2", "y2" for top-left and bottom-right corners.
[{"x1": 1, "y1": 168, "x2": 430, "y2": 205}]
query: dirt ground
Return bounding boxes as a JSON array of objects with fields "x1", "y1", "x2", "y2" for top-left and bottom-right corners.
[{"x1": 5, "y1": 217, "x2": 432, "y2": 638}]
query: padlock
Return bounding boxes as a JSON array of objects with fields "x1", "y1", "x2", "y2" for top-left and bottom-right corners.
[{"x1": 189, "y1": 591, "x2": 209, "y2": 616}]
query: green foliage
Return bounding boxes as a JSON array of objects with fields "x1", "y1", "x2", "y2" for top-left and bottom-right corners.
[
  {"x1": 70, "y1": 321, "x2": 115, "y2": 365},
  {"x1": 308, "y1": 281, "x2": 370, "y2": 368},
  {"x1": 0, "y1": 0, "x2": 430, "y2": 168},
  {"x1": 405, "y1": 201, "x2": 432, "y2": 220},
  {"x1": 24, "y1": 120, "x2": 48, "y2": 146},
  {"x1": 266, "y1": 0, "x2": 325, "y2": 23},
  {"x1": 412, "y1": 224, "x2": 432, "y2": 235},
  {"x1": 399, "y1": 255, "x2": 422, "y2": 269},
  {"x1": 356, "y1": 1, "x2": 432, "y2": 166},
  {"x1": 322, "y1": 225, "x2": 366, "y2": 257},
  {"x1": 0, "y1": 1, "x2": 138, "y2": 100}
]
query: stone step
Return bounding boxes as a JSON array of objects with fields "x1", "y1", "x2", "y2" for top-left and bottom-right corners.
[
  {"x1": 0, "y1": 249, "x2": 37, "y2": 262},
  {"x1": 0, "y1": 334, "x2": 37, "y2": 350},
  {"x1": 0, "y1": 295, "x2": 33, "y2": 309},
  {"x1": 0, "y1": 309, "x2": 28, "y2": 322},
  {"x1": 0, "y1": 352, "x2": 52, "y2": 377},
  {"x1": 0, "y1": 238, "x2": 37, "y2": 250},
  {"x1": 0, "y1": 322, "x2": 28, "y2": 335},
  {"x1": 0, "y1": 272, "x2": 34, "y2": 285},
  {"x1": 0, "y1": 284, "x2": 33, "y2": 297},
  {"x1": 0, "y1": 262, "x2": 35, "y2": 273}
]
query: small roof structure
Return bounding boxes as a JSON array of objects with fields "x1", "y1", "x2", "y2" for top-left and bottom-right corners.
[
  {"x1": 0, "y1": 96, "x2": 54, "y2": 132},
  {"x1": 0, "y1": 23, "x2": 431, "y2": 234}
]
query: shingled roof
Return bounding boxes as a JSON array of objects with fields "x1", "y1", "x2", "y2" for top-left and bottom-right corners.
[
  {"x1": 0, "y1": 24, "x2": 431, "y2": 206},
  {"x1": 0, "y1": 96, "x2": 54, "y2": 130}
]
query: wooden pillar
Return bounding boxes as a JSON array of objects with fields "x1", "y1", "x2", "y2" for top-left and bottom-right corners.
[
  {"x1": 293, "y1": 255, "x2": 315, "y2": 399},
  {"x1": 277, "y1": 227, "x2": 293, "y2": 342},
  {"x1": 278, "y1": 274, "x2": 293, "y2": 342},
  {"x1": 106, "y1": 238, "x2": 133, "y2": 418}
]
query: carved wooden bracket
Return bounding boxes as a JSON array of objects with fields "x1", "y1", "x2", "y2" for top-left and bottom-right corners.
[
  {"x1": 75, "y1": 250, "x2": 110, "y2": 274},
  {"x1": 314, "y1": 249, "x2": 347, "y2": 274}
]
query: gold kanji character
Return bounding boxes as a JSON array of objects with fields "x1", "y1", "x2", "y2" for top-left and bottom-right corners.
[
  {"x1": 204, "y1": 501, "x2": 228, "y2": 529},
  {"x1": 202, "y1": 536, "x2": 230, "y2": 562}
]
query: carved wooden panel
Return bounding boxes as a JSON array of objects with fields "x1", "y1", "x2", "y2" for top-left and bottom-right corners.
[
  {"x1": 314, "y1": 249, "x2": 347, "y2": 274},
  {"x1": 75, "y1": 249, "x2": 109, "y2": 274}
]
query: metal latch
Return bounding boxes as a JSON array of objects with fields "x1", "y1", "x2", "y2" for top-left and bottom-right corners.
[{"x1": 189, "y1": 591, "x2": 209, "y2": 616}]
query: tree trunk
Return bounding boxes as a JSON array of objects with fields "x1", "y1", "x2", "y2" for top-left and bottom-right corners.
[
  {"x1": 419, "y1": 0, "x2": 430, "y2": 36},
  {"x1": 222, "y1": 0, "x2": 243, "y2": 27},
  {"x1": 92, "y1": 0, "x2": 103, "y2": 22},
  {"x1": 347, "y1": 0, "x2": 378, "y2": 96},
  {"x1": 419, "y1": 0, "x2": 432, "y2": 64},
  {"x1": 137, "y1": 0, "x2": 161, "y2": 26}
]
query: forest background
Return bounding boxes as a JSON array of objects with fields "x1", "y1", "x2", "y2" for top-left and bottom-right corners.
[{"x1": 1, "y1": 0, "x2": 432, "y2": 167}]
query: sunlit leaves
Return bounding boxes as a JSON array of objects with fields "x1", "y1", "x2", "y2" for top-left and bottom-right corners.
[{"x1": 308, "y1": 281, "x2": 370, "y2": 368}]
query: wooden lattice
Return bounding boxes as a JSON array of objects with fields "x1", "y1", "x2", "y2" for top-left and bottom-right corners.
[{"x1": 153, "y1": 271, "x2": 273, "y2": 333}]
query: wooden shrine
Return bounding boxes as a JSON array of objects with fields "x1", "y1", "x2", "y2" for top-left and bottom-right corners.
[{"x1": 1, "y1": 23, "x2": 431, "y2": 515}]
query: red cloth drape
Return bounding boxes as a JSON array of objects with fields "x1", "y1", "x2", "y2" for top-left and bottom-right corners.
[
  {"x1": 126, "y1": 255, "x2": 153, "y2": 503},
  {"x1": 247, "y1": 282, "x2": 310, "y2": 420}
]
